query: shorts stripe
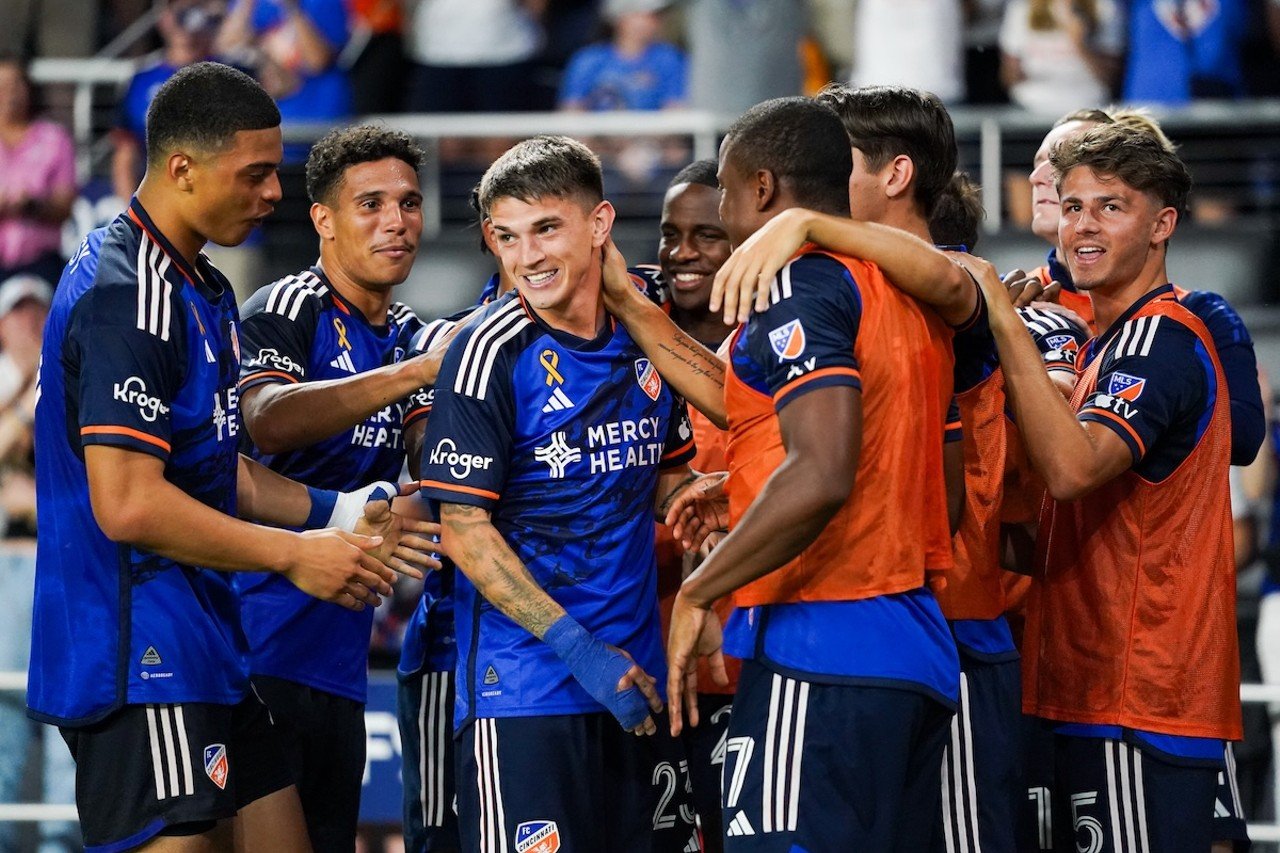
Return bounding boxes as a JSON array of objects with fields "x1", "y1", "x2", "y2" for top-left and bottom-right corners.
[
  {"x1": 475, "y1": 719, "x2": 509, "y2": 853},
  {"x1": 420, "y1": 671, "x2": 451, "y2": 828},
  {"x1": 173, "y1": 705, "x2": 195, "y2": 796},
  {"x1": 1104, "y1": 741, "x2": 1151, "y2": 853},
  {"x1": 159, "y1": 705, "x2": 181, "y2": 801},
  {"x1": 940, "y1": 672, "x2": 979, "y2": 853},
  {"x1": 1226, "y1": 743, "x2": 1244, "y2": 817},
  {"x1": 145, "y1": 705, "x2": 167, "y2": 800},
  {"x1": 1133, "y1": 748, "x2": 1150, "y2": 853},
  {"x1": 760, "y1": 674, "x2": 807, "y2": 835}
]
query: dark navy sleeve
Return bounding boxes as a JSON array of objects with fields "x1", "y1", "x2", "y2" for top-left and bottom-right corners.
[
  {"x1": 403, "y1": 317, "x2": 460, "y2": 430},
  {"x1": 418, "y1": 326, "x2": 513, "y2": 510},
  {"x1": 743, "y1": 255, "x2": 861, "y2": 412},
  {"x1": 628, "y1": 265, "x2": 669, "y2": 307},
  {"x1": 1078, "y1": 318, "x2": 1207, "y2": 464},
  {"x1": 237, "y1": 283, "x2": 319, "y2": 392},
  {"x1": 1180, "y1": 289, "x2": 1264, "y2": 465},
  {"x1": 945, "y1": 397, "x2": 963, "y2": 443},
  {"x1": 660, "y1": 397, "x2": 696, "y2": 469},
  {"x1": 953, "y1": 287, "x2": 998, "y2": 395},
  {"x1": 72, "y1": 279, "x2": 184, "y2": 460}
]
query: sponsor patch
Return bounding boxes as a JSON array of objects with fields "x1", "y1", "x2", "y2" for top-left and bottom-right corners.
[
  {"x1": 429, "y1": 438, "x2": 495, "y2": 480},
  {"x1": 204, "y1": 744, "x2": 229, "y2": 790},
  {"x1": 1106, "y1": 372, "x2": 1145, "y2": 401},
  {"x1": 635, "y1": 359, "x2": 662, "y2": 401},
  {"x1": 768, "y1": 319, "x2": 806, "y2": 361},
  {"x1": 515, "y1": 820, "x2": 561, "y2": 853}
]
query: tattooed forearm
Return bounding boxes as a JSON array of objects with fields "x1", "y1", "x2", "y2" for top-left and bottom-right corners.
[
  {"x1": 441, "y1": 502, "x2": 566, "y2": 639},
  {"x1": 656, "y1": 471, "x2": 699, "y2": 519},
  {"x1": 657, "y1": 334, "x2": 725, "y2": 382}
]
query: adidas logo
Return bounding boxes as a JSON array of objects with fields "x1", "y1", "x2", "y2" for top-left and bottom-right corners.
[
  {"x1": 140, "y1": 646, "x2": 162, "y2": 666},
  {"x1": 726, "y1": 811, "x2": 754, "y2": 836},
  {"x1": 1215, "y1": 798, "x2": 1230, "y2": 818},
  {"x1": 484, "y1": 666, "x2": 499, "y2": 685},
  {"x1": 682, "y1": 833, "x2": 701, "y2": 852},
  {"x1": 541, "y1": 387, "x2": 575, "y2": 413},
  {"x1": 329, "y1": 350, "x2": 356, "y2": 373}
]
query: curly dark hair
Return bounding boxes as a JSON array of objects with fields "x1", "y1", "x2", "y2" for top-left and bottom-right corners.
[
  {"x1": 1050, "y1": 123, "x2": 1192, "y2": 223},
  {"x1": 305, "y1": 124, "x2": 425, "y2": 205}
]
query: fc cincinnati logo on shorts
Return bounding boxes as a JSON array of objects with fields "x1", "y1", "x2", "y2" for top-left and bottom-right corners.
[
  {"x1": 515, "y1": 820, "x2": 561, "y2": 853},
  {"x1": 635, "y1": 358, "x2": 662, "y2": 401},
  {"x1": 768, "y1": 319, "x2": 806, "y2": 361},
  {"x1": 203, "y1": 743, "x2": 229, "y2": 790},
  {"x1": 1106, "y1": 372, "x2": 1145, "y2": 401}
]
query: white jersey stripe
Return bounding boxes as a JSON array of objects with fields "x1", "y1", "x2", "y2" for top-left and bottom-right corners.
[
  {"x1": 173, "y1": 705, "x2": 194, "y2": 796},
  {"x1": 146, "y1": 705, "x2": 167, "y2": 800},
  {"x1": 780, "y1": 262, "x2": 794, "y2": 300},
  {"x1": 456, "y1": 302, "x2": 526, "y2": 398},
  {"x1": 135, "y1": 239, "x2": 150, "y2": 333},
  {"x1": 1115, "y1": 317, "x2": 1137, "y2": 360},
  {"x1": 1138, "y1": 316, "x2": 1160, "y2": 357}
]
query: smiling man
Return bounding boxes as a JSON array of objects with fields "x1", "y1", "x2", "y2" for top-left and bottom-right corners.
[
  {"x1": 963, "y1": 123, "x2": 1242, "y2": 852},
  {"x1": 234, "y1": 124, "x2": 440, "y2": 851},
  {"x1": 418, "y1": 135, "x2": 702, "y2": 852}
]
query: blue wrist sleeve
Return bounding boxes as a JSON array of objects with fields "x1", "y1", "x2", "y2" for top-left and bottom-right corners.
[
  {"x1": 304, "y1": 486, "x2": 338, "y2": 529},
  {"x1": 544, "y1": 615, "x2": 650, "y2": 730}
]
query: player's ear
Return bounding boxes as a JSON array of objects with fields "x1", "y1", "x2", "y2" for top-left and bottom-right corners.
[
  {"x1": 884, "y1": 155, "x2": 915, "y2": 201},
  {"x1": 755, "y1": 169, "x2": 776, "y2": 212},
  {"x1": 310, "y1": 202, "x2": 335, "y2": 241},
  {"x1": 589, "y1": 200, "x2": 616, "y2": 249},
  {"x1": 168, "y1": 151, "x2": 195, "y2": 193},
  {"x1": 1151, "y1": 205, "x2": 1178, "y2": 247}
]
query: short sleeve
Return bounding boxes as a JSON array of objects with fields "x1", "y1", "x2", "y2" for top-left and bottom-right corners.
[
  {"x1": 72, "y1": 281, "x2": 184, "y2": 460},
  {"x1": 237, "y1": 286, "x2": 319, "y2": 392},
  {"x1": 418, "y1": 328, "x2": 514, "y2": 509},
  {"x1": 660, "y1": 397, "x2": 697, "y2": 469},
  {"x1": 743, "y1": 255, "x2": 861, "y2": 412},
  {"x1": 1078, "y1": 318, "x2": 1206, "y2": 463},
  {"x1": 402, "y1": 317, "x2": 460, "y2": 430}
]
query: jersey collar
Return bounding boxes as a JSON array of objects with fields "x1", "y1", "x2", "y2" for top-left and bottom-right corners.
[
  {"x1": 1083, "y1": 284, "x2": 1177, "y2": 366},
  {"x1": 1046, "y1": 248, "x2": 1075, "y2": 292},
  {"x1": 310, "y1": 263, "x2": 398, "y2": 334},
  {"x1": 127, "y1": 197, "x2": 226, "y2": 300}
]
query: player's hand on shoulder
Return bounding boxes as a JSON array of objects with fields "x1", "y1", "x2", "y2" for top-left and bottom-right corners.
[
  {"x1": 665, "y1": 471, "x2": 730, "y2": 552},
  {"x1": 713, "y1": 207, "x2": 812, "y2": 324},
  {"x1": 1000, "y1": 266, "x2": 1062, "y2": 308},
  {"x1": 600, "y1": 238, "x2": 643, "y2": 317},
  {"x1": 283, "y1": 528, "x2": 396, "y2": 612},
  {"x1": 353, "y1": 482, "x2": 442, "y2": 577}
]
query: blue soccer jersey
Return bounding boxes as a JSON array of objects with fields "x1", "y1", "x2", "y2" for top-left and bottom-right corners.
[
  {"x1": 419, "y1": 291, "x2": 695, "y2": 727},
  {"x1": 234, "y1": 266, "x2": 425, "y2": 702},
  {"x1": 29, "y1": 199, "x2": 246, "y2": 725}
]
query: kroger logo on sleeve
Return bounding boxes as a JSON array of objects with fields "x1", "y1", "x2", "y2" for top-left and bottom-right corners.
[
  {"x1": 429, "y1": 438, "x2": 494, "y2": 480},
  {"x1": 112, "y1": 376, "x2": 169, "y2": 422}
]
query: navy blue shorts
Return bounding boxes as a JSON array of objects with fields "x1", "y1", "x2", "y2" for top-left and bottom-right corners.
[
  {"x1": 720, "y1": 659, "x2": 953, "y2": 852},
  {"x1": 1213, "y1": 742, "x2": 1250, "y2": 851},
  {"x1": 398, "y1": 669, "x2": 460, "y2": 852},
  {"x1": 682, "y1": 693, "x2": 735, "y2": 853},
  {"x1": 456, "y1": 711, "x2": 698, "y2": 853},
  {"x1": 1052, "y1": 734, "x2": 1218, "y2": 853},
  {"x1": 1016, "y1": 715, "x2": 1057, "y2": 851},
  {"x1": 933, "y1": 657, "x2": 1021, "y2": 853}
]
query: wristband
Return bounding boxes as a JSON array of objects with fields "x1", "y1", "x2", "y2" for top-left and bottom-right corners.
[
  {"x1": 304, "y1": 486, "x2": 338, "y2": 529},
  {"x1": 544, "y1": 615, "x2": 651, "y2": 730}
]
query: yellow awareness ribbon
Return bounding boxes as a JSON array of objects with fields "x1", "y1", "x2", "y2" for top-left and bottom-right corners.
[
  {"x1": 333, "y1": 317, "x2": 351, "y2": 350},
  {"x1": 539, "y1": 349, "x2": 564, "y2": 386}
]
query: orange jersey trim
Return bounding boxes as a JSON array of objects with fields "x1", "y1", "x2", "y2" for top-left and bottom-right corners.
[
  {"x1": 1081, "y1": 408, "x2": 1146, "y2": 458},
  {"x1": 238, "y1": 370, "x2": 300, "y2": 388},
  {"x1": 403, "y1": 405, "x2": 432, "y2": 422},
  {"x1": 419, "y1": 480, "x2": 500, "y2": 501},
  {"x1": 81, "y1": 425, "x2": 171, "y2": 453},
  {"x1": 772, "y1": 366, "x2": 861, "y2": 403},
  {"x1": 661, "y1": 437, "x2": 696, "y2": 461}
]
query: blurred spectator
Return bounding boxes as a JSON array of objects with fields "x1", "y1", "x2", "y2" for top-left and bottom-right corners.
[
  {"x1": 966, "y1": 0, "x2": 1011, "y2": 103},
  {"x1": 110, "y1": 0, "x2": 225, "y2": 203},
  {"x1": 216, "y1": 0, "x2": 352, "y2": 132},
  {"x1": 851, "y1": 0, "x2": 964, "y2": 103},
  {"x1": 0, "y1": 275, "x2": 48, "y2": 537},
  {"x1": 1123, "y1": 0, "x2": 1248, "y2": 103},
  {"x1": 0, "y1": 56, "x2": 75, "y2": 287},
  {"x1": 999, "y1": 0, "x2": 1122, "y2": 113},
  {"x1": 559, "y1": 0, "x2": 685, "y2": 111},
  {"x1": 684, "y1": 0, "x2": 805, "y2": 114},
  {"x1": 405, "y1": 0, "x2": 546, "y2": 112},
  {"x1": 345, "y1": 0, "x2": 407, "y2": 114}
]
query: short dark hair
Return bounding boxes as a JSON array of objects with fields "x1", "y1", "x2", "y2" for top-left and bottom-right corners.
[
  {"x1": 929, "y1": 172, "x2": 984, "y2": 250},
  {"x1": 669, "y1": 159, "x2": 718, "y2": 191},
  {"x1": 720, "y1": 97, "x2": 851, "y2": 216},
  {"x1": 477, "y1": 135, "x2": 603, "y2": 217},
  {"x1": 146, "y1": 62, "x2": 280, "y2": 165},
  {"x1": 1051, "y1": 123, "x2": 1192, "y2": 222},
  {"x1": 815, "y1": 84, "x2": 957, "y2": 218},
  {"x1": 305, "y1": 124, "x2": 425, "y2": 205}
]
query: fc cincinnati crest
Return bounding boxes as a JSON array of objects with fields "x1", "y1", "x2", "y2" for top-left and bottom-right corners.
[
  {"x1": 204, "y1": 743, "x2": 229, "y2": 790},
  {"x1": 515, "y1": 820, "x2": 561, "y2": 853},
  {"x1": 228, "y1": 322, "x2": 241, "y2": 364},
  {"x1": 768, "y1": 319, "x2": 806, "y2": 361},
  {"x1": 1106, "y1": 372, "x2": 1145, "y2": 401},
  {"x1": 635, "y1": 358, "x2": 662, "y2": 401}
]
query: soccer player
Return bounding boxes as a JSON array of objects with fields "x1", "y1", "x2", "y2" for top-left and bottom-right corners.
[
  {"x1": 235, "y1": 124, "x2": 439, "y2": 851},
  {"x1": 27, "y1": 62, "x2": 433, "y2": 853},
  {"x1": 962, "y1": 123, "x2": 1241, "y2": 852},
  {"x1": 419, "y1": 135, "x2": 701, "y2": 852},
  {"x1": 662, "y1": 96, "x2": 959, "y2": 852},
  {"x1": 1018, "y1": 108, "x2": 1264, "y2": 466}
]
